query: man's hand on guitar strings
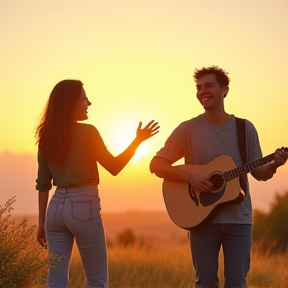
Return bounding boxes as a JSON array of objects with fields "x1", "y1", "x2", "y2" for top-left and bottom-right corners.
[{"x1": 188, "y1": 173, "x2": 214, "y2": 193}]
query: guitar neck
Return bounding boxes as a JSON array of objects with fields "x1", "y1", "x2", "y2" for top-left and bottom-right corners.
[{"x1": 224, "y1": 153, "x2": 275, "y2": 182}]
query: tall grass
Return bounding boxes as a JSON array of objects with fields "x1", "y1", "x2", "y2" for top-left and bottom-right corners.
[
  {"x1": 68, "y1": 231, "x2": 288, "y2": 288},
  {"x1": 248, "y1": 243, "x2": 288, "y2": 287},
  {"x1": 1, "y1": 200, "x2": 287, "y2": 288},
  {"x1": 69, "y1": 237, "x2": 193, "y2": 288}
]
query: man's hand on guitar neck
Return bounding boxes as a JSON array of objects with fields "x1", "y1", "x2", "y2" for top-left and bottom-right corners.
[
  {"x1": 273, "y1": 147, "x2": 288, "y2": 168},
  {"x1": 251, "y1": 147, "x2": 288, "y2": 181}
]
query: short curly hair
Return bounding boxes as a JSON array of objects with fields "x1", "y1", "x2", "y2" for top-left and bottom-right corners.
[{"x1": 193, "y1": 66, "x2": 230, "y2": 88}]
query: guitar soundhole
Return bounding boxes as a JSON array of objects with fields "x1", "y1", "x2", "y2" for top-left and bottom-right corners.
[{"x1": 209, "y1": 173, "x2": 225, "y2": 191}]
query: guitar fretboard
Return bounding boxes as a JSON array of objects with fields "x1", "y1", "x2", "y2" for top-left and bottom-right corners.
[{"x1": 224, "y1": 153, "x2": 275, "y2": 182}]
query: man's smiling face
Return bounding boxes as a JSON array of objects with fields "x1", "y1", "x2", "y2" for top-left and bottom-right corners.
[{"x1": 196, "y1": 74, "x2": 228, "y2": 110}]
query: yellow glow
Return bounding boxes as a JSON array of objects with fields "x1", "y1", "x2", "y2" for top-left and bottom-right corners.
[
  {"x1": 0, "y1": 0, "x2": 288, "y2": 214},
  {"x1": 101, "y1": 117, "x2": 151, "y2": 162},
  {"x1": 116, "y1": 138, "x2": 149, "y2": 162}
]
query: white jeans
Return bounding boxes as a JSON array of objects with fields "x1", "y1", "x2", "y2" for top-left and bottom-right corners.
[{"x1": 45, "y1": 185, "x2": 108, "y2": 288}]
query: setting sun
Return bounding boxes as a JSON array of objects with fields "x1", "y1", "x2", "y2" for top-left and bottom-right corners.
[
  {"x1": 113, "y1": 137, "x2": 150, "y2": 162},
  {"x1": 132, "y1": 142, "x2": 150, "y2": 162},
  {"x1": 99, "y1": 117, "x2": 154, "y2": 162}
]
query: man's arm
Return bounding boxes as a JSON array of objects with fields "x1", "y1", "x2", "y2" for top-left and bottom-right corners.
[
  {"x1": 251, "y1": 148, "x2": 288, "y2": 181},
  {"x1": 150, "y1": 156, "x2": 213, "y2": 192}
]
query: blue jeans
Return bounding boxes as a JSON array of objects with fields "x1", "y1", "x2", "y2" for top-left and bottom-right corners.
[
  {"x1": 189, "y1": 223, "x2": 252, "y2": 288},
  {"x1": 45, "y1": 185, "x2": 108, "y2": 288}
]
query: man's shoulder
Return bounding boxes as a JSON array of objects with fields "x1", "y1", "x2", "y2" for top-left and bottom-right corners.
[
  {"x1": 177, "y1": 115, "x2": 201, "y2": 128},
  {"x1": 234, "y1": 117, "x2": 256, "y2": 130},
  {"x1": 168, "y1": 116, "x2": 200, "y2": 138}
]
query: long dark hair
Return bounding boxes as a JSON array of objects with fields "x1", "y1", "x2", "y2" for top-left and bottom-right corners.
[{"x1": 35, "y1": 79, "x2": 83, "y2": 165}]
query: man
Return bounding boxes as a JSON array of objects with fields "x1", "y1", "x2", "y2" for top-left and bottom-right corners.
[{"x1": 149, "y1": 66, "x2": 288, "y2": 288}]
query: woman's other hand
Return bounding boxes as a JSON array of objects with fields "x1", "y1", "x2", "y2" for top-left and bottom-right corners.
[{"x1": 37, "y1": 225, "x2": 47, "y2": 249}]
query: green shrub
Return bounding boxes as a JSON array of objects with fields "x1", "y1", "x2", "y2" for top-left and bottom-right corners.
[
  {"x1": 115, "y1": 228, "x2": 136, "y2": 247},
  {"x1": 253, "y1": 191, "x2": 288, "y2": 253},
  {"x1": 0, "y1": 197, "x2": 57, "y2": 288}
]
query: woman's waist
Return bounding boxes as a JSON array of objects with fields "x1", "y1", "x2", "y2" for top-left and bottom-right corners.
[{"x1": 55, "y1": 184, "x2": 99, "y2": 197}]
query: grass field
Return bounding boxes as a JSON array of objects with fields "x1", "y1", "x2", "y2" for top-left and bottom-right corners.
[
  {"x1": 68, "y1": 239, "x2": 288, "y2": 288},
  {"x1": 4, "y1": 211, "x2": 288, "y2": 288}
]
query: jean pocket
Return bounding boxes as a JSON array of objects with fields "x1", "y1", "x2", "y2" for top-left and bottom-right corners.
[{"x1": 71, "y1": 200, "x2": 92, "y2": 222}]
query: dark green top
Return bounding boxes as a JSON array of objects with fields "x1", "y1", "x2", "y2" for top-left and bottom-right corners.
[{"x1": 36, "y1": 123, "x2": 107, "y2": 191}]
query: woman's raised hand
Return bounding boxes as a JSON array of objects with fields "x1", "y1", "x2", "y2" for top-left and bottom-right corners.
[{"x1": 136, "y1": 120, "x2": 160, "y2": 142}]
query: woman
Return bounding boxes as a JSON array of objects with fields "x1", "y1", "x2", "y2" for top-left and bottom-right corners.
[{"x1": 35, "y1": 79, "x2": 159, "y2": 288}]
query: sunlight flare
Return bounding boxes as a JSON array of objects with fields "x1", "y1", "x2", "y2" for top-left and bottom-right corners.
[{"x1": 115, "y1": 138, "x2": 149, "y2": 162}]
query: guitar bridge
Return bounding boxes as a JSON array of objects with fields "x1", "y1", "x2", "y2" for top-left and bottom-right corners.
[{"x1": 188, "y1": 184, "x2": 199, "y2": 206}]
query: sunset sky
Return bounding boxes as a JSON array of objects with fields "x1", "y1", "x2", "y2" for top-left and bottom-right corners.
[{"x1": 0, "y1": 0, "x2": 287, "y2": 215}]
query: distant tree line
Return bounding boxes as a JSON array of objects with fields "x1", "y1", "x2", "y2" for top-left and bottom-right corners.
[
  {"x1": 110, "y1": 192, "x2": 288, "y2": 253},
  {"x1": 253, "y1": 191, "x2": 288, "y2": 253}
]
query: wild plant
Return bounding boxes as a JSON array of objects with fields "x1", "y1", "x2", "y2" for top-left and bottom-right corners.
[{"x1": 0, "y1": 197, "x2": 58, "y2": 288}]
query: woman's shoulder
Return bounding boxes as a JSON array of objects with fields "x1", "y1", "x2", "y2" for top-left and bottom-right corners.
[{"x1": 75, "y1": 123, "x2": 100, "y2": 134}]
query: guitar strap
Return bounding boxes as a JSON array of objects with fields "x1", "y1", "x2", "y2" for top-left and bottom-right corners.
[{"x1": 235, "y1": 117, "x2": 247, "y2": 193}]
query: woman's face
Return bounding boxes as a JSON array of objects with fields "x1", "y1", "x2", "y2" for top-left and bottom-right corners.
[{"x1": 74, "y1": 87, "x2": 91, "y2": 121}]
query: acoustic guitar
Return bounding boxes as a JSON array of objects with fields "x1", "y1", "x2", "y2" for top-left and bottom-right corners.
[{"x1": 162, "y1": 148, "x2": 287, "y2": 230}]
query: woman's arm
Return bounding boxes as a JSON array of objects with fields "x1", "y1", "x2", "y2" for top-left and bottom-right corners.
[
  {"x1": 97, "y1": 120, "x2": 159, "y2": 176},
  {"x1": 37, "y1": 191, "x2": 49, "y2": 249}
]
